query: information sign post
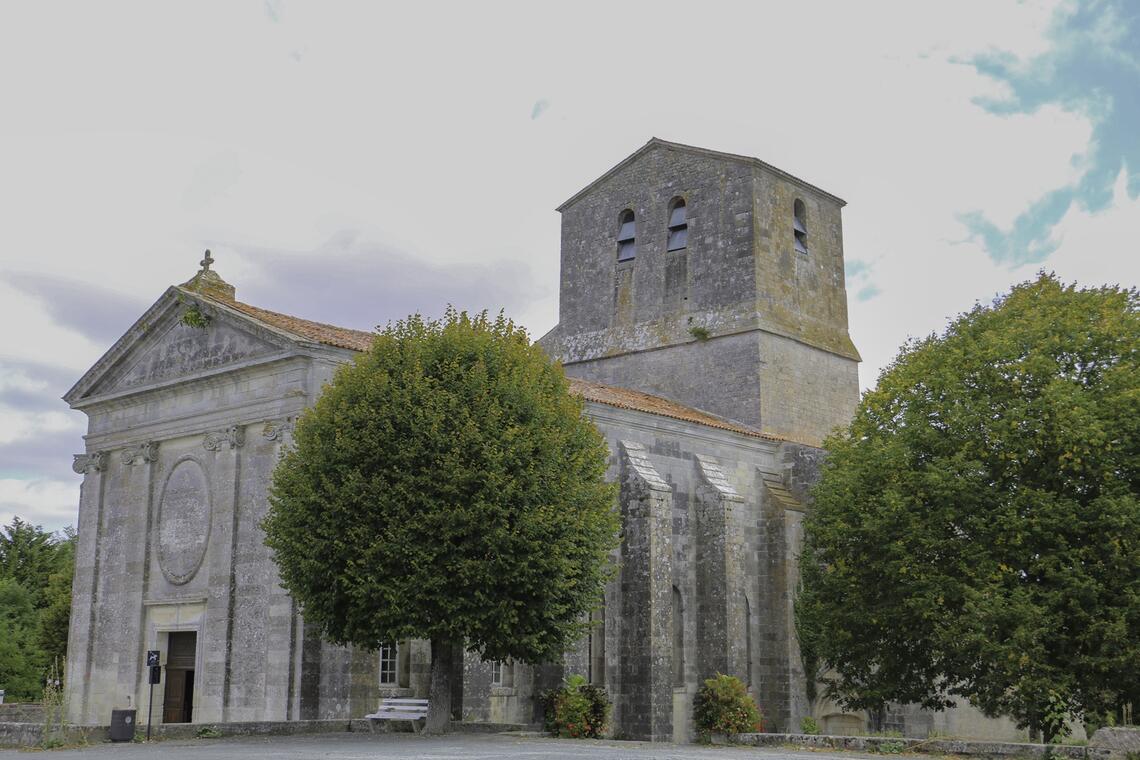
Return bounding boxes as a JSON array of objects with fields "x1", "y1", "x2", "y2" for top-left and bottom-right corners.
[{"x1": 145, "y1": 650, "x2": 160, "y2": 740}]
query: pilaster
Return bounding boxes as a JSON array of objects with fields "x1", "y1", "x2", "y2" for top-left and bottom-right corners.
[
  {"x1": 616, "y1": 440, "x2": 673, "y2": 742},
  {"x1": 67, "y1": 451, "x2": 107, "y2": 724},
  {"x1": 694, "y1": 454, "x2": 746, "y2": 682},
  {"x1": 198, "y1": 425, "x2": 244, "y2": 722}
]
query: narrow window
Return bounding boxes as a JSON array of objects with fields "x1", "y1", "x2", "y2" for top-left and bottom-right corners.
[
  {"x1": 793, "y1": 199, "x2": 808, "y2": 254},
  {"x1": 588, "y1": 603, "x2": 605, "y2": 685},
  {"x1": 667, "y1": 198, "x2": 688, "y2": 251},
  {"x1": 745, "y1": 596, "x2": 753, "y2": 686},
  {"x1": 379, "y1": 643, "x2": 398, "y2": 686},
  {"x1": 617, "y1": 210, "x2": 636, "y2": 261},
  {"x1": 672, "y1": 586, "x2": 684, "y2": 687}
]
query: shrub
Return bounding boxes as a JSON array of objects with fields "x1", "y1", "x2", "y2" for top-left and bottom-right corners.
[
  {"x1": 801, "y1": 716, "x2": 821, "y2": 735},
  {"x1": 541, "y1": 674, "x2": 610, "y2": 739},
  {"x1": 694, "y1": 673, "x2": 763, "y2": 738},
  {"x1": 877, "y1": 739, "x2": 906, "y2": 754}
]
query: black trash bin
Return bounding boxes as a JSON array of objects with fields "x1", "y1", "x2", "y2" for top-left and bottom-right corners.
[{"x1": 110, "y1": 709, "x2": 136, "y2": 742}]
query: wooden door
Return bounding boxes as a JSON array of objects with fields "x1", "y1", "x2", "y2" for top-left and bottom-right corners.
[
  {"x1": 162, "y1": 669, "x2": 187, "y2": 723},
  {"x1": 162, "y1": 632, "x2": 197, "y2": 723}
]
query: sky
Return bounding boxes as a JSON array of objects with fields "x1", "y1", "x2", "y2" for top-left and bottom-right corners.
[{"x1": 1, "y1": 0, "x2": 1137, "y2": 532}]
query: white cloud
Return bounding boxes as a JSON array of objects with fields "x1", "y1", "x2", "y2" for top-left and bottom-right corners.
[
  {"x1": 1021, "y1": 166, "x2": 1140, "y2": 288},
  {"x1": 0, "y1": 283, "x2": 106, "y2": 372},
  {"x1": 0, "y1": 405, "x2": 84, "y2": 447},
  {"x1": 0, "y1": 478, "x2": 78, "y2": 531},
  {"x1": 0, "y1": 366, "x2": 49, "y2": 394}
]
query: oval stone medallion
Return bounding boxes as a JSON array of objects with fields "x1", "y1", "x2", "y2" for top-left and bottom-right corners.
[{"x1": 157, "y1": 459, "x2": 211, "y2": 585}]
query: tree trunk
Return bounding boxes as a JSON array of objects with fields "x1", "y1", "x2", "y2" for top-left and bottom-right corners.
[
  {"x1": 426, "y1": 638, "x2": 454, "y2": 734},
  {"x1": 870, "y1": 706, "x2": 886, "y2": 734}
]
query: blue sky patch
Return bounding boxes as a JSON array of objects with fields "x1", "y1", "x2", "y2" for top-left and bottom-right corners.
[{"x1": 964, "y1": 0, "x2": 1140, "y2": 266}]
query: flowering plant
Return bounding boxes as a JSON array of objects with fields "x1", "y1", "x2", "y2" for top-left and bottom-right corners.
[{"x1": 540, "y1": 674, "x2": 611, "y2": 738}]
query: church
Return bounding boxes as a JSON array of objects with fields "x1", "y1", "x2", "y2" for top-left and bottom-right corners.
[{"x1": 63, "y1": 138, "x2": 866, "y2": 742}]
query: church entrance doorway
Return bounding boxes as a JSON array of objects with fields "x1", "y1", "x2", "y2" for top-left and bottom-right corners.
[{"x1": 162, "y1": 631, "x2": 197, "y2": 723}]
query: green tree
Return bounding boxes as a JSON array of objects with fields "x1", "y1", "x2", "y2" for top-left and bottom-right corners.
[
  {"x1": 797, "y1": 275, "x2": 1140, "y2": 742},
  {"x1": 0, "y1": 519, "x2": 75, "y2": 700},
  {"x1": 38, "y1": 530, "x2": 77, "y2": 666},
  {"x1": 0, "y1": 518, "x2": 63, "y2": 608},
  {"x1": 262, "y1": 310, "x2": 618, "y2": 732},
  {"x1": 0, "y1": 578, "x2": 45, "y2": 701}
]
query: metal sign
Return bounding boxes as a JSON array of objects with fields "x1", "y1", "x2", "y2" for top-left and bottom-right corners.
[{"x1": 145, "y1": 649, "x2": 161, "y2": 740}]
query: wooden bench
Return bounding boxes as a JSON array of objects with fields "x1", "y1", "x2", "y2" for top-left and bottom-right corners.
[{"x1": 365, "y1": 698, "x2": 429, "y2": 732}]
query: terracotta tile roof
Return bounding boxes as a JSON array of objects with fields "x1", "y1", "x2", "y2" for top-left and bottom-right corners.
[
  {"x1": 193, "y1": 291, "x2": 376, "y2": 352},
  {"x1": 192, "y1": 288, "x2": 778, "y2": 441},
  {"x1": 568, "y1": 377, "x2": 783, "y2": 441}
]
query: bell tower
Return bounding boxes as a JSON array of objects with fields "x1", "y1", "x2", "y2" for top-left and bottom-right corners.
[{"x1": 538, "y1": 138, "x2": 860, "y2": 446}]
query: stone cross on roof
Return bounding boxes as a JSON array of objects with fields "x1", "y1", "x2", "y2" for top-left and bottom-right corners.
[{"x1": 181, "y1": 248, "x2": 235, "y2": 301}]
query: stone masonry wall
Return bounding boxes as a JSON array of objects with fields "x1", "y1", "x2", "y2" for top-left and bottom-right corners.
[
  {"x1": 757, "y1": 331, "x2": 859, "y2": 447},
  {"x1": 541, "y1": 141, "x2": 860, "y2": 446},
  {"x1": 65, "y1": 295, "x2": 364, "y2": 728},
  {"x1": 575, "y1": 404, "x2": 811, "y2": 740}
]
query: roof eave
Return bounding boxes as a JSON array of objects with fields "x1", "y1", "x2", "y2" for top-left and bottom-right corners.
[{"x1": 555, "y1": 137, "x2": 847, "y2": 213}]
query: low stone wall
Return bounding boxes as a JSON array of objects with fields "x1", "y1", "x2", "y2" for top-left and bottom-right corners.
[
  {"x1": 0, "y1": 722, "x2": 108, "y2": 748},
  {"x1": 0, "y1": 717, "x2": 535, "y2": 747},
  {"x1": 732, "y1": 732, "x2": 1112, "y2": 759},
  {"x1": 450, "y1": 721, "x2": 539, "y2": 734},
  {"x1": 1090, "y1": 727, "x2": 1140, "y2": 757},
  {"x1": 0, "y1": 703, "x2": 45, "y2": 723},
  {"x1": 151, "y1": 718, "x2": 366, "y2": 740}
]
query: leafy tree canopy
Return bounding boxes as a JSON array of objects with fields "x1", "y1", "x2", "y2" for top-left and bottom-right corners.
[
  {"x1": 797, "y1": 274, "x2": 1139, "y2": 741},
  {"x1": 0, "y1": 518, "x2": 75, "y2": 701},
  {"x1": 263, "y1": 309, "x2": 618, "y2": 730},
  {"x1": 0, "y1": 578, "x2": 46, "y2": 700},
  {"x1": 0, "y1": 518, "x2": 73, "y2": 609}
]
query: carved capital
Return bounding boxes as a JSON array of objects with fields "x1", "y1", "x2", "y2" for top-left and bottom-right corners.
[
  {"x1": 121, "y1": 441, "x2": 158, "y2": 466},
  {"x1": 203, "y1": 425, "x2": 245, "y2": 451},
  {"x1": 261, "y1": 418, "x2": 295, "y2": 442},
  {"x1": 72, "y1": 451, "x2": 107, "y2": 474}
]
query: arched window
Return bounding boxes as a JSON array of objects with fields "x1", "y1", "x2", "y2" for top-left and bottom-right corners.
[
  {"x1": 672, "y1": 586, "x2": 684, "y2": 687},
  {"x1": 617, "y1": 209, "x2": 636, "y2": 261},
  {"x1": 793, "y1": 199, "x2": 808, "y2": 254},
  {"x1": 667, "y1": 199, "x2": 688, "y2": 251}
]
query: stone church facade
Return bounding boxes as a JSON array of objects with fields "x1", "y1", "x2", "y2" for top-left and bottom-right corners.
[{"x1": 63, "y1": 139, "x2": 875, "y2": 741}]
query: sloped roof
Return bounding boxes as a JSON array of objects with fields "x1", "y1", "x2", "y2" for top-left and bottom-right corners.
[
  {"x1": 196, "y1": 291, "x2": 777, "y2": 441},
  {"x1": 568, "y1": 377, "x2": 781, "y2": 441},
  {"x1": 556, "y1": 137, "x2": 847, "y2": 212},
  {"x1": 196, "y1": 291, "x2": 375, "y2": 352}
]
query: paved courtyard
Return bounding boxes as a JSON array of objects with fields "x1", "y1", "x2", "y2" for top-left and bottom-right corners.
[{"x1": 0, "y1": 732, "x2": 881, "y2": 759}]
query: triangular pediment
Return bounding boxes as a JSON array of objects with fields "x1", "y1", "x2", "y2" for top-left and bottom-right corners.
[{"x1": 65, "y1": 287, "x2": 304, "y2": 406}]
